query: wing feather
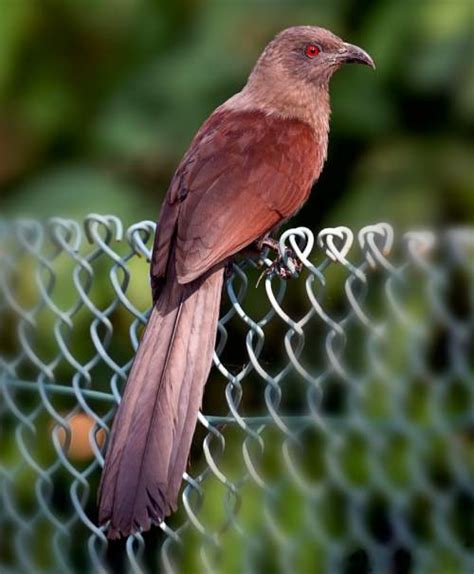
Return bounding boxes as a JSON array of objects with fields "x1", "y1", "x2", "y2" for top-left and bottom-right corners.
[{"x1": 151, "y1": 108, "x2": 321, "y2": 286}]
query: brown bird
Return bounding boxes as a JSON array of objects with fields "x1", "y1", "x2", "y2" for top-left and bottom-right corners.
[{"x1": 98, "y1": 25, "x2": 374, "y2": 539}]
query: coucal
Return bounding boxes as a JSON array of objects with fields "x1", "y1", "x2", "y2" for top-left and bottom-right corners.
[{"x1": 98, "y1": 26, "x2": 374, "y2": 538}]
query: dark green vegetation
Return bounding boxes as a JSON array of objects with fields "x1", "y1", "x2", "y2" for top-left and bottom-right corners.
[{"x1": 0, "y1": 0, "x2": 472, "y2": 227}]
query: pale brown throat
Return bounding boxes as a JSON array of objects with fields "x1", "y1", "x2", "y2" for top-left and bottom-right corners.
[{"x1": 224, "y1": 71, "x2": 330, "y2": 130}]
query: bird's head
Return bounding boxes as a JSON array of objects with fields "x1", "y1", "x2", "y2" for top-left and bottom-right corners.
[
  {"x1": 229, "y1": 26, "x2": 375, "y2": 129},
  {"x1": 249, "y1": 26, "x2": 375, "y2": 89}
]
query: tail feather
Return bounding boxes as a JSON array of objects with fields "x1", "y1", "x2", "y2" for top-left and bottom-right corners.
[
  {"x1": 98, "y1": 257, "x2": 224, "y2": 539},
  {"x1": 165, "y1": 274, "x2": 223, "y2": 503}
]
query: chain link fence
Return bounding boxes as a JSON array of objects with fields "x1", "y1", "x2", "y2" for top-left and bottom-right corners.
[{"x1": 0, "y1": 215, "x2": 473, "y2": 574}]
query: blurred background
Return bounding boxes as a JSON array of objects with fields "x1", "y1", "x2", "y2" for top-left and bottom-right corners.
[
  {"x1": 1, "y1": 1, "x2": 473, "y2": 573},
  {"x1": 0, "y1": 0, "x2": 472, "y2": 228}
]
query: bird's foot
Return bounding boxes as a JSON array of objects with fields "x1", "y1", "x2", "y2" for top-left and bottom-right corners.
[
  {"x1": 256, "y1": 245, "x2": 303, "y2": 284},
  {"x1": 266, "y1": 248, "x2": 303, "y2": 279}
]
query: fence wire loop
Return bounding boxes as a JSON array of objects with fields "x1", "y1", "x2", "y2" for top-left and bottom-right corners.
[{"x1": 317, "y1": 225, "x2": 353, "y2": 263}]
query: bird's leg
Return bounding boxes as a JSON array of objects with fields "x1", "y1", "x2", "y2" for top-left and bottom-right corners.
[
  {"x1": 267, "y1": 251, "x2": 303, "y2": 280},
  {"x1": 255, "y1": 234, "x2": 303, "y2": 281},
  {"x1": 256, "y1": 236, "x2": 280, "y2": 254}
]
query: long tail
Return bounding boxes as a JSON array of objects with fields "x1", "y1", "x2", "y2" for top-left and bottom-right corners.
[{"x1": 98, "y1": 257, "x2": 224, "y2": 539}]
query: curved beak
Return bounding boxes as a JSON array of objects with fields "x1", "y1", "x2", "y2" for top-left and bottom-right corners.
[{"x1": 341, "y1": 42, "x2": 376, "y2": 69}]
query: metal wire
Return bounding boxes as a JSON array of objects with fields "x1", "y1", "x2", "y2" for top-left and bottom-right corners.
[{"x1": 0, "y1": 215, "x2": 473, "y2": 574}]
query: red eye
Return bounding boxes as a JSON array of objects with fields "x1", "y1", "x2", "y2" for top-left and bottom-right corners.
[{"x1": 305, "y1": 43, "x2": 321, "y2": 58}]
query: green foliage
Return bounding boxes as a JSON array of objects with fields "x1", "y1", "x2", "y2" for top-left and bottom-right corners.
[{"x1": 0, "y1": 0, "x2": 471, "y2": 229}]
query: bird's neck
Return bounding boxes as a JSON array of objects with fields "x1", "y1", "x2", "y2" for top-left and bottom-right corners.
[{"x1": 222, "y1": 74, "x2": 331, "y2": 149}]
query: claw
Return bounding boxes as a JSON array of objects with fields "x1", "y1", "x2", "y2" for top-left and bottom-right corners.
[
  {"x1": 254, "y1": 236, "x2": 303, "y2": 284},
  {"x1": 256, "y1": 248, "x2": 302, "y2": 285}
]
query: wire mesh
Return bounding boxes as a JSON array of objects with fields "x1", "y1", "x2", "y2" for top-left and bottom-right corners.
[{"x1": 0, "y1": 215, "x2": 473, "y2": 574}]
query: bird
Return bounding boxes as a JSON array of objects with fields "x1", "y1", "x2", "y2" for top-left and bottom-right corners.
[{"x1": 98, "y1": 25, "x2": 375, "y2": 539}]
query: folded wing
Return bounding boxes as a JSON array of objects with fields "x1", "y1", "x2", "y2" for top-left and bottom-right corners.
[{"x1": 151, "y1": 108, "x2": 321, "y2": 286}]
